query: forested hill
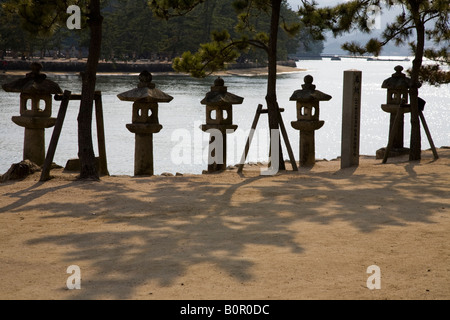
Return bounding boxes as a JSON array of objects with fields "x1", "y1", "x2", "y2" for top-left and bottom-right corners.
[{"x1": 0, "y1": 0, "x2": 323, "y2": 62}]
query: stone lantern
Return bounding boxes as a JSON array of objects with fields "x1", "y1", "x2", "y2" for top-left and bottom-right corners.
[
  {"x1": 378, "y1": 65, "x2": 413, "y2": 158},
  {"x1": 2, "y1": 62, "x2": 62, "y2": 166},
  {"x1": 117, "y1": 70, "x2": 173, "y2": 176},
  {"x1": 201, "y1": 77, "x2": 243, "y2": 172},
  {"x1": 290, "y1": 75, "x2": 332, "y2": 167}
]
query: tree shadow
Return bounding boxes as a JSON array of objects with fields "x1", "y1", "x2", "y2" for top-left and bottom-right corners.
[
  {"x1": 0, "y1": 180, "x2": 80, "y2": 214},
  {"x1": 4, "y1": 153, "x2": 447, "y2": 299},
  {"x1": 21, "y1": 175, "x2": 306, "y2": 298}
]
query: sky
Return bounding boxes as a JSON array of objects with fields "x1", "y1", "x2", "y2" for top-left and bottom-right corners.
[{"x1": 286, "y1": 0, "x2": 411, "y2": 55}]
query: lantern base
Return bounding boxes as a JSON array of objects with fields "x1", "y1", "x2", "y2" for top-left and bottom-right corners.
[
  {"x1": 12, "y1": 116, "x2": 56, "y2": 129},
  {"x1": 64, "y1": 158, "x2": 100, "y2": 173},
  {"x1": 376, "y1": 147, "x2": 410, "y2": 160},
  {"x1": 381, "y1": 104, "x2": 411, "y2": 114},
  {"x1": 126, "y1": 123, "x2": 162, "y2": 135},
  {"x1": 200, "y1": 124, "x2": 238, "y2": 133},
  {"x1": 11, "y1": 116, "x2": 56, "y2": 167},
  {"x1": 291, "y1": 120, "x2": 324, "y2": 131}
]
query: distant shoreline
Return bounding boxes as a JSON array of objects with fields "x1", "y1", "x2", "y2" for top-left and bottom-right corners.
[{"x1": 0, "y1": 58, "x2": 302, "y2": 76}]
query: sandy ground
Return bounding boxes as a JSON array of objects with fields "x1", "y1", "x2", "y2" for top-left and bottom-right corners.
[{"x1": 0, "y1": 147, "x2": 449, "y2": 300}]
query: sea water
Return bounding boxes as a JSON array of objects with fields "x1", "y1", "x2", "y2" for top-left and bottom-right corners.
[{"x1": 0, "y1": 57, "x2": 448, "y2": 176}]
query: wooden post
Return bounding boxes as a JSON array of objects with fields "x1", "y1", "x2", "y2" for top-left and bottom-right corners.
[
  {"x1": 277, "y1": 108, "x2": 298, "y2": 171},
  {"x1": 419, "y1": 110, "x2": 439, "y2": 160},
  {"x1": 238, "y1": 104, "x2": 263, "y2": 173},
  {"x1": 238, "y1": 104, "x2": 297, "y2": 173},
  {"x1": 40, "y1": 90, "x2": 71, "y2": 181},
  {"x1": 51, "y1": 91, "x2": 109, "y2": 176},
  {"x1": 94, "y1": 91, "x2": 110, "y2": 176}
]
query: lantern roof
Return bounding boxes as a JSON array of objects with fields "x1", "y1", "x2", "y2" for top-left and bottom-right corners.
[
  {"x1": 117, "y1": 71, "x2": 173, "y2": 103},
  {"x1": 381, "y1": 65, "x2": 413, "y2": 90},
  {"x1": 290, "y1": 75, "x2": 332, "y2": 102},
  {"x1": 2, "y1": 62, "x2": 62, "y2": 95},
  {"x1": 201, "y1": 77, "x2": 244, "y2": 106}
]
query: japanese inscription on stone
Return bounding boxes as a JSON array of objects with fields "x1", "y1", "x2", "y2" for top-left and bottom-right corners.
[{"x1": 341, "y1": 70, "x2": 362, "y2": 169}]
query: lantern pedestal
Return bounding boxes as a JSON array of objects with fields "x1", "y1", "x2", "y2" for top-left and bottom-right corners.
[
  {"x1": 12, "y1": 116, "x2": 57, "y2": 166},
  {"x1": 201, "y1": 124, "x2": 238, "y2": 172},
  {"x1": 126, "y1": 123, "x2": 163, "y2": 176},
  {"x1": 291, "y1": 120, "x2": 324, "y2": 167},
  {"x1": 376, "y1": 104, "x2": 411, "y2": 159}
]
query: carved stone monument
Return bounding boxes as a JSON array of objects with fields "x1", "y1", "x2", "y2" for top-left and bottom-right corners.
[
  {"x1": 201, "y1": 77, "x2": 244, "y2": 173},
  {"x1": 290, "y1": 75, "x2": 332, "y2": 167},
  {"x1": 377, "y1": 65, "x2": 413, "y2": 159},
  {"x1": 341, "y1": 70, "x2": 362, "y2": 169},
  {"x1": 117, "y1": 71, "x2": 173, "y2": 176},
  {"x1": 2, "y1": 62, "x2": 62, "y2": 166}
]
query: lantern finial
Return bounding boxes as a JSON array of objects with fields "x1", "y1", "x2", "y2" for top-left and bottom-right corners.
[
  {"x1": 214, "y1": 77, "x2": 225, "y2": 87},
  {"x1": 302, "y1": 75, "x2": 316, "y2": 90},
  {"x1": 138, "y1": 70, "x2": 154, "y2": 89}
]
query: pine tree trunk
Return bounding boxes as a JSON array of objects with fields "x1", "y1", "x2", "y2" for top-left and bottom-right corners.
[
  {"x1": 409, "y1": 4, "x2": 424, "y2": 161},
  {"x1": 78, "y1": 0, "x2": 103, "y2": 180},
  {"x1": 266, "y1": 0, "x2": 285, "y2": 171}
]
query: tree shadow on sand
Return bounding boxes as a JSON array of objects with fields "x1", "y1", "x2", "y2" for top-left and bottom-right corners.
[{"x1": 3, "y1": 153, "x2": 448, "y2": 299}]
